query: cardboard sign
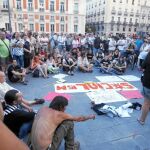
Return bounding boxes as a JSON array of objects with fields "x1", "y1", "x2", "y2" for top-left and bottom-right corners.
[{"x1": 55, "y1": 82, "x2": 137, "y2": 93}]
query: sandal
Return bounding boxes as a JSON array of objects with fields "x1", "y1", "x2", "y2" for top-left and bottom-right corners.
[{"x1": 137, "y1": 118, "x2": 145, "y2": 125}]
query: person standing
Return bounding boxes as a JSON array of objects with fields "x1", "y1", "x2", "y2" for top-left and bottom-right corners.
[
  {"x1": 138, "y1": 51, "x2": 150, "y2": 125},
  {"x1": 0, "y1": 31, "x2": 10, "y2": 72},
  {"x1": 11, "y1": 32, "x2": 24, "y2": 68}
]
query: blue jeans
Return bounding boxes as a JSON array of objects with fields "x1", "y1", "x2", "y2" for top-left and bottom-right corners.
[
  {"x1": 13, "y1": 55, "x2": 24, "y2": 68},
  {"x1": 19, "y1": 121, "x2": 32, "y2": 139}
]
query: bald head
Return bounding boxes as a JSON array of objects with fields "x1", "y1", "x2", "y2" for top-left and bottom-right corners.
[{"x1": 0, "y1": 71, "x2": 6, "y2": 83}]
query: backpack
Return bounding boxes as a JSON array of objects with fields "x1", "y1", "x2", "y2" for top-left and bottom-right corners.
[{"x1": 32, "y1": 69, "x2": 39, "y2": 78}]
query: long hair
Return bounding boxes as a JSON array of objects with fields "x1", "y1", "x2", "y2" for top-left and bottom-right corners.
[{"x1": 49, "y1": 96, "x2": 68, "y2": 111}]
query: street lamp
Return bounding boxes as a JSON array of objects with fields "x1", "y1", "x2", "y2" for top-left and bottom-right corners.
[{"x1": 7, "y1": 0, "x2": 12, "y2": 32}]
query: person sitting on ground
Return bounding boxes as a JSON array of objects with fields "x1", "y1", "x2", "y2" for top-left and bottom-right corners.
[
  {"x1": 0, "y1": 101, "x2": 29, "y2": 150},
  {"x1": 3, "y1": 90, "x2": 35, "y2": 139},
  {"x1": 7, "y1": 59, "x2": 28, "y2": 85},
  {"x1": 31, "y1": 96, "x2": 95, "y2": 150},
  {"x1": 46, "y1": 54, "x2": 59, "y2": 74},
  {"x1": 0, "y1": 71, "x2": 45, "y2": 111},
  {"x1": 31, "y1": 55, "x2": 48, "y2": 78},
  {"x1": 87, "y1": 49, "x2": 94, "y2": 64},
  {"x1": 112, "y1": 48, "x2": 120, "y2": 61},
  {"x1": 112, "y1": 56, "x2": 127, "y2": 75},
  {"x1": 99, "y1": 54, "x2": 112, "y2": 74},
  {"x1": 95, "y1": 50, "x2": 104, "y2": 67},
  {"x1": 77, "y1": 51, "x2": 93, "y2": 72},
  {"x1": 62, "y1": 52, "x2": 76, "y2": 75}
]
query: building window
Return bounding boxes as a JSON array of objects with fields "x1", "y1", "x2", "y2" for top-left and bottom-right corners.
[
  {"x1": 111, "y1": 16, "x2": 114, "y2": 21},
  {"x1": 111, "y1": 26, "x2": 114, "y2": 31},
  {"x1": 28, "y1": 0, "x2": 33, "y2": 11},
  {"x1": 18, "y1": 23, "x2": 23, "y2": 31},
  {"x1": 60, "y1": 24, "x2": 64, "y2": 32},
  {"x1": 51, "y1": 24, "x2": 55, "y2": 32},
  {"x1": 50, "y1": 0, "x2": 55, "y2": 11},
  {"x1": 40, "y1": 24, "x2": 44, "y2": 32},
  {"x1": 5, "y1": 23, "x2": 9, "y2": 31},
  {"x1": 60, "y1": 1, "x2": 65, "y2": 12},
  {"x1": 3, "y1": 0, "x2": 8, "y2": 8},
  {"x1": 40, "y1": 15, "x2": 44, "y2": 21},
  {"x1": 74, "y1": 3, "x2": 79, "y2": 14},
  {"x1": 74, "y1": 17, "x2": 78, "y2": 23},
  {"x1": 117, "y1": 26, "x2": 120, "y2": 31},
  {"x1": 120, "y1": 0, "x2": 122, "y2": 3},
  {"x1": 60, "y1": 16, "x2": 64, "y2": 22},
  {"x1": 74, "y1": 25, "x2": 78, "y2": 33},
  {"x1": 50, "y1": 16, "x2": 54, "y2": 22},
  {"x1": 132, "y1": 0, "x2": 134, "y2": 5},
  {"x1": 123, "y1": 27, "x2": 125, "y2": 31},
  {"x1": 134, "y1": 28, "x2": 136, "y2": 32},
  {"x1": 113, "y1": 0, "x2": 116, "y2": 2},
  {"x1": 129, "y1": 27, "x2": 131, "y2": 31},
  {"x1": 39, "y1": 0, "x2": 44, "y2": 7},
  {"x1": 29, "y1": 24, "x2": 34, "y2": 31},
  {"x1": 29, "y1": 15, "x2": 34, "y2": 21},
  {"x1": 16, "y1": 0, "x2": 21, "y2": 10}
]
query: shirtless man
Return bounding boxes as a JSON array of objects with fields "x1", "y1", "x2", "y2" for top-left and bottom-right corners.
[{"x1": 31, "y1": 96, "x2": 95, "y2": 150}]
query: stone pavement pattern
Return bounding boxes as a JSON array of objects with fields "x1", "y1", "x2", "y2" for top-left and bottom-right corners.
[{"x1": 10, "y1": 68, "x2": 150, "y2": 150}]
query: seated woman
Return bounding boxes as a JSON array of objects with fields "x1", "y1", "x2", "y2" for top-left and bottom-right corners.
[
  {"x1": 46, "y1": 54, "x2": 59, "y2": 74},
  {"x1": 62, "y1": 53, "x2": 76, "y2": 75},
  {"x1": 112, "y1": 49, "x2": 120, "y2": 61},
  {"x1": 31, "y1": 55, "x2": 48, "y2": 78},
  {"x1": 95, "y1": 50, "x2": 104, "y2": 67},
  {"x1": 87, "y1": 49, "x2": 94, "y2": 64},
  {"x1": 112, "y1": 57, "x2": 127, "y2": 75},
  {"x1": 7, "y1": 60, "x2": 27, "y2": 85},
  {"x1": 77, "y1": 52, "x2": 93, "y2": 72}
]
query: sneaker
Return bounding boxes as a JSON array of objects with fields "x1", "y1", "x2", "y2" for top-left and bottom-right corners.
[
  {"x1": 71, "y1": 71, "x2": 74, "y2": 76},
  {"x1": 34, "y1": 98, "x2": 45, "y2": 104},
  {"x1": 68, "y1": 71, "x2": 71, "y2": 75},
  {"x1": 21, "y1": 81, "x2": 28, "y2": 85},
  {"x1": 74, "y1": 141, "x2": 80, "y2": 150}
]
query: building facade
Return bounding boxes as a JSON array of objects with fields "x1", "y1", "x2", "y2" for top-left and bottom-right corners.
[
  {"x1": 0, "y1": 0, "x2": 86, "y2": 34},
  {"x1": 86, "y1": 0, "x2": 150, "y2": 36}
]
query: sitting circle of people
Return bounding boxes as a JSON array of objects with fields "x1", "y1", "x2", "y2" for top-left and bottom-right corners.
[{"x1": 0, "y1": 28, "x2": 150, "y2": 150}]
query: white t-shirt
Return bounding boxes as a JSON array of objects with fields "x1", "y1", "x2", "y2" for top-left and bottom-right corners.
[
  {"x1": 77, "y1": 56, "x2": 89, "y2": 66},
  {"x1": 0, "y1": 82, "x2": 16, "y2": 101}
]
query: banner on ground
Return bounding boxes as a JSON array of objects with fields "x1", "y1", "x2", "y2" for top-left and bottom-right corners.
[{"x1": 55, "y1": 82, "x2": 137, "y2": 93}]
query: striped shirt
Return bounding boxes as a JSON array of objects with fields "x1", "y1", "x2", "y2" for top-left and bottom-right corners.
[{"x1": 4, "y1": 105, "x2": 18, "y2": 116}]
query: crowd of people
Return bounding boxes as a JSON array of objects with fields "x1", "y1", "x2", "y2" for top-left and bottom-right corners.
[{"x1": 0, "y1": 28, "x2": 150, "y2": 150}]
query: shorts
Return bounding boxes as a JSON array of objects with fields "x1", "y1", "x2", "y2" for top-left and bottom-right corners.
[{"x1": 142, "y1": 86, "x2": 150, "y2": 99}]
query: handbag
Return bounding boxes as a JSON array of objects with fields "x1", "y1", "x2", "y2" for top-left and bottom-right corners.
[{"x1": 32, "y1": 69, "x2": 39, "y2": 78}]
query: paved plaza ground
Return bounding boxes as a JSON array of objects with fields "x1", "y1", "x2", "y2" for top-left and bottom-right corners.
[{"x1": 10, "y1": 68, "x2": 150, "y2": 150}]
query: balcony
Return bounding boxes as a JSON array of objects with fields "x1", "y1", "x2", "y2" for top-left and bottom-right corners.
[
  {"x1": 142, "y1": 14, "x2": 146, "y2": 18},
  {"x1": 94, "y1": 13, "x2": 96, "y2": 17},
  {"x1": 135, "y1": 22, "x2": 139, "y2": 26},
  {"x1": 124, "y1": 11, "x2": 128, "y2": 16},
  {"x1": 123, "y1": 21, "x2": 127, "y2": 25},
  {"x1": 60, "y1": 9, "x2": 65, "y2": 13},
  {"x1": 101, "y1": 10, "x2": 105, "y2": 15},
  {"x1": 117, "y1": 21, "x2": 121, "y2": 25},
  {"x1": 97, "y1": 12, "x2": 100, "y2": 16},
  {"x1": 118, "y1": 11, "x2": 122, "y2": 16},
  {"x1": 130, "y1": 12, "x2": 134, "y2": 17},
  {"x1": 16, "y1": 7, "x2": 22, "y2": 11},
  {"x1": 129, "y1": 21, "x2": 133, "y2": 26},
  {"x1": 74, "y1": 10, "x2": 78, "y2": 14},
  {"x1": 110, "y1": 20, "x2": 115, "y2": 25},
  {"x1": 111, "y1": 10, "x2": 116, "y2": 15},
  {"x1": 136, "y1": 13, "x2": 140, "y2": 17},
  {"x1": 28, "y1": 7, "x2": 33, "y2": 11},
  {"x1": 39, "y1": 8, "x2": 44, "y2": 12}
]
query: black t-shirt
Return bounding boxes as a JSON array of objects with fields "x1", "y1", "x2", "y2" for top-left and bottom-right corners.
[
  {"x1": 100, "y1": 59, "x2": 111, "y2": 67},
  {"x1": 142, "y1": 52, "x2": 150, "y2": 88},
  {"x1": 4, "y1": 105, "x2": 35, "y2": 137},
  {"x1": 24, "y1": 40, "x2": 30, "y2": 57},
  {"x1": 7, "y1": 65, "x2": 21, "y2": 82}
]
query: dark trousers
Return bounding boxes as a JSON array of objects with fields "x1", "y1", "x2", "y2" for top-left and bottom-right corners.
[{"x1": 49, "y1": 120, "x2": 74, "y2": 150}]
